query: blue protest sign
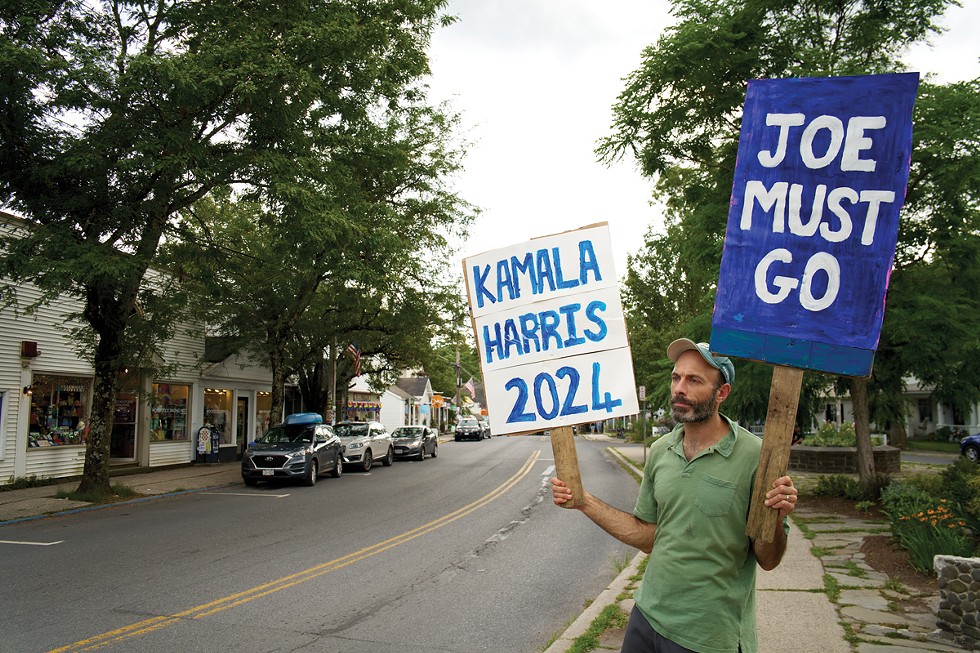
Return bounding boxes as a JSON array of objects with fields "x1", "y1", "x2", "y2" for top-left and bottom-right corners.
[{"x1": 711, "y1": 73, "x2": 919, "y2": 377}]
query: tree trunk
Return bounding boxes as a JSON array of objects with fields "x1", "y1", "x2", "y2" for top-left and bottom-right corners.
[
  {"x1": 849, "y1": 377, "x2": 877, "y2": 496},
  {"x1": 888, "y1": 420, "x2": 908, "y2": 449}
]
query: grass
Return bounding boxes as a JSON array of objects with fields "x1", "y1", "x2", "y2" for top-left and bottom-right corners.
[
  {"x1": 905, "y1": 439, "x2": 961, "y2": 454},
  {"x1": 562, "y1": 604, "x2": 629, "y2": 653},
  {"x1": 55, "y1": 483, "x2": 139, "y2": 504},
  {"x1": 1, "y1": 474, "x2": 58, "y2": 491}
]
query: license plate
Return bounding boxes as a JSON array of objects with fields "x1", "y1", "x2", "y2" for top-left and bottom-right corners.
[
  {"x1": 395, "y1": 448, "x2": 405, "y2": 454},
  {"x1": 262, "y1": 470, "x2": 274, "y2": 476}
]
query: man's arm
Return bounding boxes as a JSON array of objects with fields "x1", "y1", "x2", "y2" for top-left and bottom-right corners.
[
  {"x1": 752, "y1": 475, "x2": 797, "y2": 570},
  {"x1": 551, "y1": 478, "x2": 657, "y2": 553}
]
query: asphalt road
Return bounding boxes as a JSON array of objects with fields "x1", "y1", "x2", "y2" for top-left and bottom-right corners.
[{"x1": 0, "y1": 435, "x2": 638, "y2": 653}]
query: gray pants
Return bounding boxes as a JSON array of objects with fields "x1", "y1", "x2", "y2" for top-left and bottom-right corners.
[{"x1": 621, "y1": 606, "x2": 742, "y2": 653}]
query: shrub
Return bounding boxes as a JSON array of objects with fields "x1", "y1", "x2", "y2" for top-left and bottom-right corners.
[
  {"x1": 938, "y1": 458, "x2": 980, "y2": 535},
  {"x1": 807, "y1": 422, "x2": 883, "y2": 447},
  {"x1": 812, "y1": 474, "x2": 863, "y2": 500},
  {"x1": 892, "y1": 501, "x2": 974, "y2": 572}
]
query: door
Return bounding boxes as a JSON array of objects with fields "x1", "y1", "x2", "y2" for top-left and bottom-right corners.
[{"x1": 237, "y1": 396, "x2": 250, "y2": 459}]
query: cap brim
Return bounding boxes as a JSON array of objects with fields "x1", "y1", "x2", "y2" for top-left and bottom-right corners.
[{"x1": 667, "y1": 338, "x2": 700, "y2": 362}]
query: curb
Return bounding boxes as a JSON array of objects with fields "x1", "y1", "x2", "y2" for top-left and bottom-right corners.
[
  {"x1": 543, "y1": 443, "x2": 647, "y2": 653},
  {"x1": 543, "y1": 551, "x2": 646, "y2": 653}
]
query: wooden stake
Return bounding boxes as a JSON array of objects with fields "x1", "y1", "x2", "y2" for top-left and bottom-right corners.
[
  {"x1": 746, "y1": 365, "x2": 804, "y2": 543},
  {"x1": 550, "y1": 425, "x2": 584, "y2": 509}
]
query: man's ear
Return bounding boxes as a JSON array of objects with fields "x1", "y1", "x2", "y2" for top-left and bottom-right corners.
[{"x1": 716, "y1": 383, "x2": 731, "y2": 404}]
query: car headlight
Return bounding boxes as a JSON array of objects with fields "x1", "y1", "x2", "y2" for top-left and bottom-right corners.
[{"x1": 347, "y1": 442, "x2": 364, "y2": 449}]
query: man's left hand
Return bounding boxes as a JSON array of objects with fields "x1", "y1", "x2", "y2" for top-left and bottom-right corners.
[{"x1": 763, "y1": 476, "x2": 797, "y2": 519}]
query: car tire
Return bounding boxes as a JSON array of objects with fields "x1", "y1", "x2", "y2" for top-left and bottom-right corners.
[
  {"x1": 304, "y1": 459, "x2": 318, "y2": 487},
  {"x1": 361, "y1": 449, "x2": 374, "y2": 472},
  {"x1": 382, "y1": 446, "x2": 394, "y2": 467},
  {"x1": 243, "y1": 477, "x2": 258, "y2": 487},
  {"x1": 330, "y1": 453, "x2": 343, "y2": 478},
  {"x1": 965, "y1": 445, "x2": 979, "y2": 463},
  {"x1": 416, "y1": 445, "x2": 425, "y2": 461},
  {"x1": 455, "y1": 436, "x2": 460, "y2": 442},
  {"x1": 431, "y1": 443, "x2": 438, "y2": 458}
]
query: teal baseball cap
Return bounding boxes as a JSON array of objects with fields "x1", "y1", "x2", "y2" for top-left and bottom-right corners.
[{"x1": 667, "y1": 338, "x2": 735, "y2": 385}]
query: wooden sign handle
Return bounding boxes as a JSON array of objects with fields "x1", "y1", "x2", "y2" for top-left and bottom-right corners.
[
  {"x1": 746, "y1": 365, "x2": 803, "y2": 542},
  {"x1": 550, "y1": 425, "x2": 584, "y2": 509}
]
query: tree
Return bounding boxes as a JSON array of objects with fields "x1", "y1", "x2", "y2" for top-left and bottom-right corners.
[
  {"x1": 169, "y1": 94, "x2": 473, "y2": 426},
  {"x1": 0, "y1": 0, "x2": 452, "y2": 496},
  {"x1": 598, "y1": 0, "x2": 970, "y2": 492}
]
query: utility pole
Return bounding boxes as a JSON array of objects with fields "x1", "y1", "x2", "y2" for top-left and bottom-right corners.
[
  {"x1": 455, "y1": 346, "x2": 462, "y2": 424},
  {"x1": 328, "y1": 339, "x2": 337, "y2": 423}
]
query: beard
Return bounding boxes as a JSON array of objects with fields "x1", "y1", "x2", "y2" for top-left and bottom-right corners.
[{"x1": 670, "y1": 393, "x2": 717, "y2": 423}]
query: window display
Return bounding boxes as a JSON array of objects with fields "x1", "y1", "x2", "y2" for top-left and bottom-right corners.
[
  {"x1": 256, "y1": 391, "x2": 272, "y2": 438},
  {"x1": 204, "y1": 388, "x2": 232, "y2": 445},
  {"x1": 27, "y1": 374, "x2": 91, "y2": 447},
  {"x1": 151, "y1": 383, "x2": 189, "y2": 441}
]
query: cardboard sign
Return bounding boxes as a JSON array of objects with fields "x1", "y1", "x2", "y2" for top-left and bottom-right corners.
[
  {"x1": 711, "y1": 73, "x2": 919, "y2": 377},
  {"x1": 463, "y1": 224, "x2": 639, "y2": 435}
]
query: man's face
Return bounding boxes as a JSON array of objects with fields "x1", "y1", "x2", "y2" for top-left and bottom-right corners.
[{"x1": 670, "y1": 350, "x2": 726, "y2": 424}]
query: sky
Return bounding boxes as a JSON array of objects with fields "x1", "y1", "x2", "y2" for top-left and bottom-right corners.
[{"x1": 426, "y1": 0, "x2": 980, "y2": 277}]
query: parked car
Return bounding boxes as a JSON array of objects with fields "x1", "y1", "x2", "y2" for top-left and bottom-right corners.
[
  {"x1": 241, "y1": 413, "x2": 343, "y2": 487},
  {"x1": 392, "y1": 425, "x2": 438, "y2": 461},
  {"x1": 334, "y1": 421, "x2": 394, "y2": 471},
  {"x1": 455, "y1": 417, "x2": 484, "y2": 441},
  {"x1": 961, "y1": 433, "x2": 980, "y2": 462}
]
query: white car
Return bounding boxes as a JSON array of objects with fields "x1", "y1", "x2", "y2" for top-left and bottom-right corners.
[{"x1": 334, "y1": 421, "x2": 394, "y2": 472}]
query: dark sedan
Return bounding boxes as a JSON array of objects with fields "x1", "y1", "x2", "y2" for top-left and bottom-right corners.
[
  {"x1": 392, "y1": 425, "x2": 438, "y2": 460},
  {"x1": 242, "y1": 413, "x2": 343, "y2": 486},
  {"x1": 961, "y1": 433, "x2": 980, "y2": 463},
  {"x1": 455, "y1": 417, "x2": 484, "y2": 442}
]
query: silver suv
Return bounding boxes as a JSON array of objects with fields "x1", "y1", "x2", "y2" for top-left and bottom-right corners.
[{"x1": 334, "y1": 421, "x2": 394, "y2": 471}]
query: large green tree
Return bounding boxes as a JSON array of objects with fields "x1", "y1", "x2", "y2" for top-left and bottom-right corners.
[
  {"x1": 599, "y1": 0, "x2": 976, "y2": 491},
  {"x1": 168, "y1": 93, "x2": 473, "y2": 429},
  {"x1": 0, "y1": 0, "x2": 451, "y2": 495}
]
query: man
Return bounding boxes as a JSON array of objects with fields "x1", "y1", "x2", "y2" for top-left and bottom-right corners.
[{"x1": 551, "y1": 338, "x2": 797, "y2": 653}]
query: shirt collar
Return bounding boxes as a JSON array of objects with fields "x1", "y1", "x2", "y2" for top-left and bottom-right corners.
[{"x1": 666, "y1": 413, "x2": 738, "y2": 458}]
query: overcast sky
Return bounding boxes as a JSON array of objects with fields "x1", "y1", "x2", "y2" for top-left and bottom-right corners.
[{"x1": 426, "y1": 1, "x2": 980, "y2": 277}]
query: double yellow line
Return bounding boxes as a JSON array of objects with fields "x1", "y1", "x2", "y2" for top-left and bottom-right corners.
[{"x1": 50, "y1": 450, "x2": 541, "y2": 652}]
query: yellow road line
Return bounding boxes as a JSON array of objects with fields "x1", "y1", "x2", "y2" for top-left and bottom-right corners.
[{"x1": 48, "y1": 450, "x2": 541, "y2": 652}]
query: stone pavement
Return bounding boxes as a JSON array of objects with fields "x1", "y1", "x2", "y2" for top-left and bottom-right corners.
[{"x1": 545, "y1": 436, "x2": 967, "y2": 653}]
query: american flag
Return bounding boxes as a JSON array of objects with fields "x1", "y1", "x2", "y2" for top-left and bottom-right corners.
[
  {"x1": 346, "y1": 342, "x2": 361, "y2": 377},
  {"x1": 464, "y1": 377, "x2": 476, "y2": 398}
]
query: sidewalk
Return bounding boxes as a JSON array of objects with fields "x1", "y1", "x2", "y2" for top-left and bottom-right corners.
[
  {"x1": 547, "y1": 434, "x2": 962, "y2": 653},
  {"x1": 0, "y1": 462, "x2": 243, "y2": 524}
]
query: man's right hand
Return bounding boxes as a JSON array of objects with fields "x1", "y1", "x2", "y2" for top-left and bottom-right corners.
[{"x1": 550, "y1": 477, "x2": 577, "y2": 508}]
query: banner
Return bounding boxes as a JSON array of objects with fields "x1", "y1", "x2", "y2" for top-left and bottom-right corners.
[{"x1": 711, "y1": 73, "x2": 919, "y2": 376}]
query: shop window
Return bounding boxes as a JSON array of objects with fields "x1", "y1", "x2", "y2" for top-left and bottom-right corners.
[
  {"x1": 256, "y1": 391, "x2": 272, "y2": 437},
  {"x1": 27, "y1": 374, "x2": 91, "y2": 448},
  {"x1": 151, "y1": 384, "x2": 190, "y2": 441},
  {"x1": 204, "y1": 388, "x2": 232, "y2": 445}
]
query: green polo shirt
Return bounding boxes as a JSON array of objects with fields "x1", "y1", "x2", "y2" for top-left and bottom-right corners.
[{"x1": 632, "y1": 415, "x2": 782, "y2": 653}]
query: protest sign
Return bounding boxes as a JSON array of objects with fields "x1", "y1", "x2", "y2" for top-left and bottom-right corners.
[
  {"x1": 709, "y1": 73, "x2": 919, "y2": 541},
  {"x1": 464, "y1": 223, "x2": 638, "y2": 436},
  {"x1": 712, "y1": 73, "x2": 919, "y2": 377}
]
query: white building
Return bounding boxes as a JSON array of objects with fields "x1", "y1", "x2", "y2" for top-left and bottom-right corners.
[{"x1": 0, "y1": 212, "x2": 286, "y2": 481}]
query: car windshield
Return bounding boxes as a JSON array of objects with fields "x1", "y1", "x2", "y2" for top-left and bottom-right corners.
[
  {"x1": 460, "y1": 419, "x2": 478, "y2": 428},
  {"x1": 393, "y1": 427, "x2": 423, "y2": 438},
  {"x1": 334, "y1": 423, "x2": 368, "y2": 438},
  {"x1": 258, "y1": 425, "x2": 313, "y2": 444}
]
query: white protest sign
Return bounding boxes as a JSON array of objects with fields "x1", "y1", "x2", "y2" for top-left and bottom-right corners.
[{"x1": 463, "y1": 223, "x2": 639, "y2": 435}]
